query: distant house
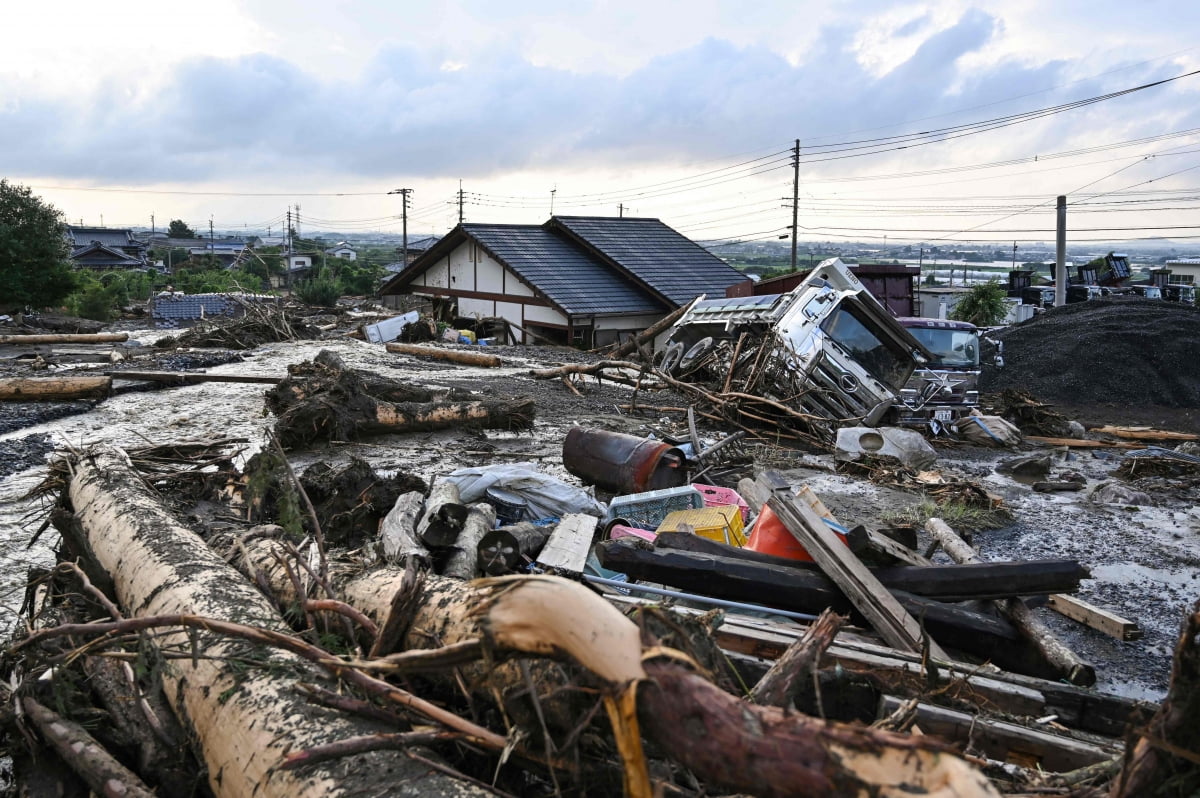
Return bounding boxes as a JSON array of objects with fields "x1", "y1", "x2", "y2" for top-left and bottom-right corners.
[
  {"x1": 65, "y1": 226, "x2": 149, "y2": 270},
  {"x1": 1165, "y1": 258, "x2": 1200, "y2": 285},
  {"x1": 325, "y1": 242, "x2": 357, "y2": 261},
  {"x1": 378, "y1": 216, "x2": 750, "y2": 347}
]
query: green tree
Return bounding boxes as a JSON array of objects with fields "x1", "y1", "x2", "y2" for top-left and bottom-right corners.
[
  {"x1": 167, "y1": 219, "x2": 197, "y2": 238},
  {"x1": 0, "y1": 179, "x2": 78, "y2": 311},
  {"x1": 949, "y1": 280, "x2": 1010, "y2": 327}
]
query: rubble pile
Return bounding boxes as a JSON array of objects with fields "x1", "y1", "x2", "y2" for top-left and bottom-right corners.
[{"x1": 980, "y1": 299, "x2": 1200, "y2": 407}]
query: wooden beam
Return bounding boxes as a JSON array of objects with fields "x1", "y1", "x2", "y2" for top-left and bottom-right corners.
[
  {"x1": 1025, "y1": 436, "x2": 1138, "y2": 449},
  {"x1": 1091, "y1": 425, "x2": 1198, "y2": 442},
  {"x1": 0, "y1": 332, "x2": 128, "y2": 345},
  {"x1": 846, "y1": 525, "x2": 933, "y2": 567},
  {"x1": 877, "y1": 696, "x2": 1119, "y2": 773},
  {"x1": 0, "y1": 375, "x2": 112, "y2": 401},
  {"x1": 759, "y1": 470, "x2": 949, "y2": 659},
  {"x1": 535, "y1": 513, "x2": 597, "y2": 574},
  {"x1": 1048, "y1": 594, "x2": 1143, "y2": 641},
  {"x1": 385, "y1": 342, "x2": 502, "y2": 367},
  {"x1": 110, "y1": 370, "x2": 284, "y2": 385}
]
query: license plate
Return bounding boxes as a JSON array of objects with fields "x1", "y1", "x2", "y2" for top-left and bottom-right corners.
[{"x1": 934, "y1": 409, "x2": 954, "y2": 422}]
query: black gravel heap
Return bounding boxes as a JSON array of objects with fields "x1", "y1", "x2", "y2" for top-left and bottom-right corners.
[{"x1": 980, "y1": 298, "x2": 1200, "y2": 407}]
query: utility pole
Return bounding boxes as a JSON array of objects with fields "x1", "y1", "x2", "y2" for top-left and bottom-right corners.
[
  {"x1": 457, "y1": 180, "x2": 464, "y2": 225},
  {"x1": 1055, "y1": 195, "x2": 1067, "y2": 307},
  {"x1": 209, "y1": 217, "x2": 214, "y2": 262},
  {"x1": 151, "y1": 214, "x2": 155, "y2": 237},
  {"x1": 550, "y1": 187, "x2": 556, "y2": 217},
  {"x1": 791, "y1": 139, "x2": 800, "y2": 272},
  {"x1": 295, "y1": 204, "x2": 301, "y2": 239},
  {"x1": 618, "y1": 203, "x2": 624, "y2": 218},
  {"x1": 388, "y1": 188, "x2": 412, "y2": 265},
  {"x1": 1012, "y1": 241, "x2": 1018, "y2": 271}
]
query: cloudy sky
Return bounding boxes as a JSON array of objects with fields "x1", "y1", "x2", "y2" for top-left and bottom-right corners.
[{"x1": 3, "y1": 0, "x2": 1199, "y2": 247}]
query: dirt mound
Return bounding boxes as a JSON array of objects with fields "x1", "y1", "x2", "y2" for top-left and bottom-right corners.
[{"x1": 980, "y1": 298, "x2": 1200, "y2": 407}]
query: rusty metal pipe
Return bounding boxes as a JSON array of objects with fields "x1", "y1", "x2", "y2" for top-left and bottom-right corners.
[{"x1": 562, "y1": 427, "x2": 688, "y2": 494}]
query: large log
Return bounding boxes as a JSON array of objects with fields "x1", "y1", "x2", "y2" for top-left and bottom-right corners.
[
  {"x1": 0, "y1": 332, "x2": 128, "y2": 344},
  {"x1": 110, "y1": 370, "x2": 283, "y2": 385},
  {"x1": 68, "y1": 446, "x2": 490, "y2": 798},
  {"x1": 377, "y1": 491, "x2": 428, "y2": 564},
  {"x1": 0, "y1": 375, "x2": 111, "y2": 401},
  {"x1": 281, "y1": 566, "x2": 1000, "y2": 798},
  {"x1": 416, "y1": 480, "x2": 468, "y2": 548},
  {"x1": 478, "y1": 522, "x2": 552, "y2": 575},
  {"x1": 442, "y1": 503, "x2": 497, "y2": 580},
  {"x1": 925, "y1": 518, "x2": 1096, "y2": 686},
  {"x1": 385, "y1": 342, "x2": 502, "y2": 367}
]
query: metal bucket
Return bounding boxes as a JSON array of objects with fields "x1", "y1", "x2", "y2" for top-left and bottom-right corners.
[{"x1": 562, "y1": 427, "x2": 687, "y2": 494}]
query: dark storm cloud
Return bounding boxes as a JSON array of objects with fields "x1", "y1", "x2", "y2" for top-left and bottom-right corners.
[{"x1": 1, "y1": 9, "x2": 1194, "y2": 184}]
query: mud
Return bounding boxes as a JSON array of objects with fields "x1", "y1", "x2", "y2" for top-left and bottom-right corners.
[{"x1": 1, "y1": 324, "x2": 1197, "y2": 702}]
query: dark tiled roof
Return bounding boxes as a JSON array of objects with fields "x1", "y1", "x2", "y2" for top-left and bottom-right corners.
[
  {"x1": 69, "y1": 243, "x2": 146, "y2": 268},
  {"x1": 66, "y1": 226, "x2": 143, "y2": 249},
  {"x1": 550, "y1": 216, "x2": 748, "y2": 305},
  {"x1": 465, "y1": 224, "x2": 664, "y2": 315}
]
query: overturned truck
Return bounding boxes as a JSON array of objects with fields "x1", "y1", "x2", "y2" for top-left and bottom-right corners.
[{"x1": 657, "y1": 260, "x2": 932, "y2": 434}]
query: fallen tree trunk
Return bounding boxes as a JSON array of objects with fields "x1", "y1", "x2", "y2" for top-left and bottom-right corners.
[
  {"x1": 478, "y1": 522, "x2": 553, "y2": 575},
  {"x1": 416, "y1": 480, "x2": 468, "y2": 548},
  {"x1": 110, "y1": 370, "x2": 284, "y2": 385},
  {"x1": 442, "y1": 503, "x2": 496, "y2": 580},
  {"x1": 68, "y1": 446, "x2": 490, "y2": 798},
  {"x1": 0, "y1": 332, "x2": 128, "y2": 344},
  {"x1": 385, "y1": 342, "x2": 502, "y2": 367},
  {"x1": 925, "y1": 518, "x2": 1096, "y2": 687},
  {"x1": 0, "y1": 375, "x2": 111, "y2": 401},
  {"x1": 378, "y1": 491, "x2": 428, "y2": 564},
  {"x1": 265, "y1": 564, "x2": 1001, "y2": 798}
]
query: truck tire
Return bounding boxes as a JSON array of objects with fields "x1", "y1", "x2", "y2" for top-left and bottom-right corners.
[
  {"x1": 659, "y1": 342, "x2": 685, "y2": 374},
  {"x1": 677, "y1": 337, "x2": 715, "y2": 372}
]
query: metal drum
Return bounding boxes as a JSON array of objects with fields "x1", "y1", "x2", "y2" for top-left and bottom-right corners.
[{"x1": 562, "y1": 427, "x2": 687, "y2": 494}]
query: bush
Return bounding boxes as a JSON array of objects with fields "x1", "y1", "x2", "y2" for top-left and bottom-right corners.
[{"x1": 294, "y1": 273, "x2": 342, "y2": 307}]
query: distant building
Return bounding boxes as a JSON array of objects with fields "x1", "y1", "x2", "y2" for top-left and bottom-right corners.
[
  {"x1": 325, "y1": 242, "x2": 358, "y2": 261},
  {"x1": 1165, "y1": 258, "x2": 1200, "y2": 285},
  {"x1": 65, "y1": 226, "x2": 149, "y2": 270},
  {"x1": 379, "y1": 216, "x2": 750, "y2": 347}
]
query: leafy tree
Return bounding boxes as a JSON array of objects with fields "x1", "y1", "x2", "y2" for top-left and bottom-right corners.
[
  {"x1": 949, "y1": 280, "x2": 1009, "y2": 327},
  {"x1": 293, "y1": 269, "x2": 342, "y2": 307},
  {"x1": 168, "y1": 219, "x2": 198, "y2": 238},
  {"x1": 0, "y1": 179, "x2": 77, "y2": 311}
]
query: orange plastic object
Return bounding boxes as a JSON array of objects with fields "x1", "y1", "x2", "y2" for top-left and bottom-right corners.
[{"x1": 746, "y1": 504, "x2": 848, "y2": 561}]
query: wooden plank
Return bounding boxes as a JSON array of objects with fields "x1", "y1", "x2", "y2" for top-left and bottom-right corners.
[
  {"x1": 759, "y1": 470, "x2": 949, "y2": 659},
  {"x1": 1091, "y1": 425, "x2": 1198, "y2": 442},
  {"x1": 534, "y1": 513, "x2": 597, "y2": 574},
  {"x1": 110, "y1": 370, "x2": 284, "y2": 385},
  {"x1": 1048, "y1": 594, "x2": 1143, "y2": 641},
  {"x1": 1025, "y1": 436, "x2": 1139, "y2": 449},
  {"x1": 877, "y1": 696, "x2": 1118, "y2": 772},
  {"x1": 847, "y1": 525, "x2": 933, "y2": 567}
]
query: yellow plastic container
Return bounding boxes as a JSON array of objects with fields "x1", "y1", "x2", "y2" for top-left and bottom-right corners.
[{"x1": 656, "y1": 506, "x2": 747, "y2": 547}]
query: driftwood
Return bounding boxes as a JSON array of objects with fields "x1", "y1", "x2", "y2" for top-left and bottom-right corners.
[
  {"x1": 0, "y1": 375, "x2": 112, "y2": 401},
  {"x1": 478, "y1": 522, "x2": 553, "y2": 575},
  {"x1": 416, "y1": 480, "x2": 469, "y2": 548},
  {"x1": 751, "y1": 608, "x2": 845, "y2": 707},
  {"x1": 111, "y1": 370, "x2": 283, "y2": 385},
  {"x1": 441, "y1": 503, "x2": 497, "y2": 580},
  {"x1": 21, "y1": 697, "x2": 157, "y2": 798},
  {"x1": 385, "y1": 342, "x2": 502, "y2": 367},
  {"x1": 66, "y1": 445, "x2": 490, "y2": 798},
  {"x1": 377, "y1": 491, "x2": 427, "y2": 564},
  {"x1": 926, "y1": 517, "x2": 1096, "y2": 686},
  {"x1": 0, "y1": 332, "x2": 128, "y2": 344}
]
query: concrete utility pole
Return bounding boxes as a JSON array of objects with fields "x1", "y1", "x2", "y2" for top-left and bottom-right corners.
[
  {"x1": 619, "y1": 203, "x2": 624, "y2": 218},
  {"x1": 209, "y1": 217, "x2": 214, "y2": 260},
  {"x1": 388, "y1": 188, "x2": 412, "y2": 265},
  {"x1": 1055, "y1": 195, "x2": 1067, "y2": 307},
  {"x1": 457, "y1": 180, "x2": 464, "y2": 225},
  {"x1": 791, "y1": 139, "x2": 800, "y2": 272}
]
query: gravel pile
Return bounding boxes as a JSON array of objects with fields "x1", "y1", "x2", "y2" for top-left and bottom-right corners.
[{"x1": 980, "y1": 298, "x2": 1200, "y2": 407}]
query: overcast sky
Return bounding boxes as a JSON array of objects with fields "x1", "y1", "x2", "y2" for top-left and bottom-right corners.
[{"x1": 3, "y1": 0, "x2": 1199, "y2": 248}]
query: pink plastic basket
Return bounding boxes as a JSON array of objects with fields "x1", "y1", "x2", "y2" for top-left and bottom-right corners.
[{"x1": 691, "y1": 483, "x2": 750, "y2": 523}]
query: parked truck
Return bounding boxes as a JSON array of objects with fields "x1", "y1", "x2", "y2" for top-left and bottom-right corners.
[
  {"x1": 894, "y1": 318, "x2": 994, "y2": 429},
  {"x1": 657, "y1": 260, "x2": 931, "y2": 428}
]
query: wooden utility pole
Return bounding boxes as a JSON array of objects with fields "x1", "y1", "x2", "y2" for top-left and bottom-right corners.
[
  {"x1": 457, "y1": 180, "x2": 464, "y2": 225},
  {"x1": 1055, "y1": 195, "x2": 1067, "y2": 307},
  {"x1": 791, "y1": 139, "x2": 800, "y2": 272}
]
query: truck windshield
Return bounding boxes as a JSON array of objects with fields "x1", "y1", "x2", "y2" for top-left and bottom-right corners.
[
  {"x1": 819, "y1": 303, "x2": 911, "y2": 389},
  {"x1": 903, "y1": 327, "x2": 979, "y2": 368}
]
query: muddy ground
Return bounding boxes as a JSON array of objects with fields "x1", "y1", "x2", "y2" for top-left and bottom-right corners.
[{"x1": 1, "y1": 321, "x2": 1197, "y2": 703}]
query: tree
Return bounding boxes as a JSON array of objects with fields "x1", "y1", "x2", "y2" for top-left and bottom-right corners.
[
  {"x1": 167, "y1": 219, "x2": 198, "y2": 238},
  {"x1": 949, "y1": 280, "x2": 1010, "y2": 327},
  {"x1": 0, "y1": 179, "x2": 78, "y2": 311}
]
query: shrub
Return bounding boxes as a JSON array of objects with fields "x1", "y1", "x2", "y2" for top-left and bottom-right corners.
[
  {"x1": 950, "y1": 280, "x2": 1009, "y2": 327},
  {"x1": 294, "y1": 273, "x2": 342, "y2": 307}
]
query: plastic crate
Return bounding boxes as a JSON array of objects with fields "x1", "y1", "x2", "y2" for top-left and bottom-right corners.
[
  {"x1": 604, "y1": 485, "x2": 704, "y2": 531},
  {"x1": 691, "y1": 483, "x2": 750, "y2": 523},
  {"x1": 656, "y1": 506, "x2": 747, "y2": 547}
]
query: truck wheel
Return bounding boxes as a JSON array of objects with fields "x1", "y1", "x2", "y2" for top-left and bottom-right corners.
[
  {"x1": 677, "y1": 337, "x2": 715, "y2": 372},
  {"x1": 659, "y1": 342, "x2": 685, "y2": 374}
]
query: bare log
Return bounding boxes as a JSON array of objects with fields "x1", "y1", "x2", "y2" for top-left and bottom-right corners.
[
  {"x1": 385, "y1": 342, "x2": 502, "y2": 367},
  {"x1": 0, "y1": 332, "x2": 128, "y2": 344},
  {"x1": 0, "y1": 375, "x2": 111, "y2": 401},
  {"x1": 442, "y1": 503, "x2": 497, "y2": 580},
  {"x1": 416, "y1": 480, "x2": 469, "y2": 548},
  {"x1": 21, "y1": 697, "x2": 157, "y2": 798},
  {"x1": 67, "y1": 446, "x2": 491, "y2": 798},
  {"x1": 478, "y1": 522, "x2": 552, "y2": 575},
  {"x1": 109, "y1": 370, "x2": 283, "y2": 385},
  {"x1": 751, "y1": 609, "x2": 846, "y2": 708},
  {"x1": 925, "y1": 517, "x2": 1096, "y2": 687},
  {"x1": 378, "y1": 491, "x2": 427, "y2": 564}
]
